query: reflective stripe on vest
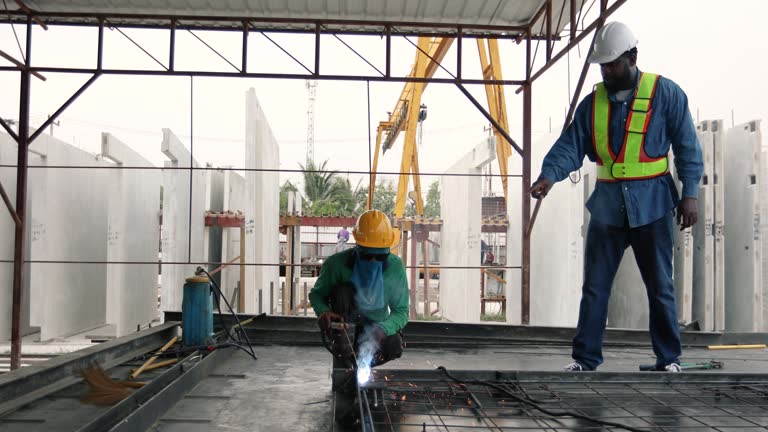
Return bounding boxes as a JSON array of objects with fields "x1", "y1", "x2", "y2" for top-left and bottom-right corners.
[{"x1": 593, "y1": 72, "x2": 668, "y2": 181}]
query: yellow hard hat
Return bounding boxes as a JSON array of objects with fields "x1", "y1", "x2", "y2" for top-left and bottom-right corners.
[{"x1": 352, "y1": 209, "x2": 401, "y2": 249}]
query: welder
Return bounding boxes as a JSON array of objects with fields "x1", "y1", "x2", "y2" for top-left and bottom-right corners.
[{"x1": 309, "y1": 209, "x2": 409, "y2": 387}]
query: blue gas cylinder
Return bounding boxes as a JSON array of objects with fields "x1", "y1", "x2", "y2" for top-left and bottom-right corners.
[{"x1": 182, "y1": 274, "x2": 214, "y2": 347}]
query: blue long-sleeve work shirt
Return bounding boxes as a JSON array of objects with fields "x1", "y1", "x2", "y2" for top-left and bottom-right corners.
[{"x1": 540, "y1": 71, "x2": 703, "y2": 228}]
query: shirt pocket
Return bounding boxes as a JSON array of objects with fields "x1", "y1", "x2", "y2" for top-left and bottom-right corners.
[{"x1": 642, "y1": 110, "x2": 669, "y2": 159}]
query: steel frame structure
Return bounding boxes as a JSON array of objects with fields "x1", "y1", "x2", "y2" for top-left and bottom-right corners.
[{"x1": 0, "y1": 0, "x2": 626, "y2": 370}]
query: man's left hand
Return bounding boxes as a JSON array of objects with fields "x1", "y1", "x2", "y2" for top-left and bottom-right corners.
[{"x1": 677, "y1": 197, "x2": 698, "y2": 229}]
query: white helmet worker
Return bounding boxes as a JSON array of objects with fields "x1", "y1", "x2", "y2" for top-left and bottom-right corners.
[{"x1": 587, "y1": 22, "x2": 638, "y2": 64}]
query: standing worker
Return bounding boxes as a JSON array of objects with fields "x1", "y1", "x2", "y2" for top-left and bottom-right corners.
[
  {"x1": 310, "y1": 210, "x2": 409, "y2": 378},
  {"x1": 530, "y1": 22, "x2": 703, "y2": 372},
  {"x1": 334, "y1": 226, "x2": 350, "y2": 254}
]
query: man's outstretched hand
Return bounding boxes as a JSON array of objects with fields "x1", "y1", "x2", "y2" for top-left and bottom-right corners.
[
  {"x1": 677, "y1": 197, "x2": 698, "y2": 230},
  {"x1": 529, "y1": 177, "x2": 553, "y2": 199},
  {"x1": 318, "y1": 311, "x2": 343, "y2": 332}
]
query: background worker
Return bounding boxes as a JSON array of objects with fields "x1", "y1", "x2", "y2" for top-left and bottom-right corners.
[
  {"x1": 334, "y1": 226, "x2": 350, "y2": 254},
  {"x1": 530, "y1": 22, "x2": 703, "y2": 372},
  {"x1": 310, "y1": 210, "x2": 409, "y2": 373}
]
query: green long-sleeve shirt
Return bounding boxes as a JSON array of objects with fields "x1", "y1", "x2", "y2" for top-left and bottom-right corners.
[{"x1": 309, "y1": 248, "x2": 409, "y2": 336}]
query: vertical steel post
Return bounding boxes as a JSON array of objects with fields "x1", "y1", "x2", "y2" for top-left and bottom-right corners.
[
  {"x1": 240, "y1": 21, "x2": 247, "y2": 73},
  {"x1": 169, "y1": 19, "x2": 176, "y2": 71},
  {"x1": 10, "y1": 16, "x2": 32, "y2": 371},
  {"x1": 270, "y1": 281, "x2": 274, "y2": 315},
  {"x1": 545, "y1": 0, "x2": 552, "y2": 62},
  {"x1": 521, "y1": 36, "x2": 532, "y2": 326},
  {"x1": 456, "y1": 27, "x2": 462, "y2": 80},
  {"x1": 384, "y1": 25, "x2": 391, "y2": 78},
  {"x1": 314, "y1": 23, "x2": 320, "y2": 76}
]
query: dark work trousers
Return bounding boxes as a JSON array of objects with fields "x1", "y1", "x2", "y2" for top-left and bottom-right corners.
[
  {"x1": 328, "y1": 282, "x2": 404, "y2": 367},
  {"x1": 572, "y1": 212, "x2": 681, "y2": 370}
]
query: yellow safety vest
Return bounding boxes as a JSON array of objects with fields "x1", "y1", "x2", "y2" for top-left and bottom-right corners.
[{"x1": 593, "y1": 72, "x2": 668, "y2": 181}]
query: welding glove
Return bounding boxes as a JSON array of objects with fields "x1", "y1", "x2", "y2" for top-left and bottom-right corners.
[
  {"x1": 318, "y1": 311, "x2": 343, "y2": 332},
  {"x1": 372, "y1": 324, "x2": 386, "y2": 346}
]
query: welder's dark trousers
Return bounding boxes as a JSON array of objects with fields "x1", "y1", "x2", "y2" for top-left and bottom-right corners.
[{"x1": 328, "y1": 282, "x2": 404, "y2": 367}]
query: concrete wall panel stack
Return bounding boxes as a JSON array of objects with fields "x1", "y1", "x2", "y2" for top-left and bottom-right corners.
[
  {"x1": 160, "y1": 129, "x2": 208, "y2": 313},
  {"x1": 245, "y1": 89, "x2": 280, "y2": 314},
  {"x1": 28, "y1": 135, "x2": 109, "y2": 341},
  {"x1": 102, "y1": 133, "x2": 161, "y2": 337},
  {"x1": 692, "y1": 123, "x2": 715, "y2": 331},
  {"x1": 724, "y1": 120, "x2": 763, "y2": 332},
  {"x1": 440, "y1": 137, "x2": 495, "y2": 323}
]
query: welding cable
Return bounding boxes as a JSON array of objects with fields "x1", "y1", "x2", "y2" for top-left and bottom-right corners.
[
  {"x1": 437, "y1": 366, "x2": 650, "y2": 432},
  {"x1": 198, "y1": 268, "x2": 258, "y2": 360}
]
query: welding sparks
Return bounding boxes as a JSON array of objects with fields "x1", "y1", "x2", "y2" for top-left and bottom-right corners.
[
  {"x1": 357, "y1": 365, "x2": 371, "y2": 384},
  {"x1": 355, "y1": 325, "x2": 381, "y2": 385}
]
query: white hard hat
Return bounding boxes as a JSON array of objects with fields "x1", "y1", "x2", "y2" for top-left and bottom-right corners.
[{"x1": 587, "y1": 22, "x2": 638, "y2": 64}]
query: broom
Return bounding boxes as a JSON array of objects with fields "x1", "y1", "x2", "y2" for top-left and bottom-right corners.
[{"x1": 80, "y1": 365, "x2": 146, "y2": 406}]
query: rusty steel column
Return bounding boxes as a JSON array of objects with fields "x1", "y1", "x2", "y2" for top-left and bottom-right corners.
[
  {"x1": 521, "y1": 36, "x2": 532, "y2": 326},
  {"x1": 10, "y1": 16, "x2": 32, "y2": 371}
]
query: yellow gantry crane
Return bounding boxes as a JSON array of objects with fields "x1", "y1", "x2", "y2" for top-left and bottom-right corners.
[{"x1": 367, "y1": 37, "x2": 511, "y2": 217}]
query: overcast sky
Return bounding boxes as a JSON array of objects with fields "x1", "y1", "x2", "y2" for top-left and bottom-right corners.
[{"x1": 0, "y1": 0, "x2": 766, "y2": 197}]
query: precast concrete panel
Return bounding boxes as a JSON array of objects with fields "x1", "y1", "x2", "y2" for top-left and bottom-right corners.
[
  {"x1": 529, "y1": 133, "x2": 583, "y2": 327},
  {"x1": 762, "y1": 149, "x2": 768, "y2": 330},
  {"x1": 245, "y1": 89, "x2": 280, "y2": 314},
  {"x1": 284, "y1": 192, "x2": 302, "y2": 315},
  {"x1": 505, "y1": 176, "x2": 522, "y2": 325},
  {"x1": 0, "y1": 134, "x2": 37, "y2": 340},
  {"x1": 711, "y1": 120, "x2": 726, "y2": 331},
  {"x1": 221, "y1": 171, "x2": 246, "y2": 308},
  {"x1": 723, "y1": 120, "x2": 763, "y2": 332},
  {"x1": 204, "y1": 169, "x2": 225, "y2": 289},
  {"x1": 440, "y1": 137, "x2": 495, "y2": 323},
  {"x1": 670, "y1": 152, "x2": 694, "y2": 325},
  {"x1": 27, "y1": 135, "x2": 109, "y2": 341},
  {"x1": 692, "y1": 124, "x2": 715, "y2": 331},
  {"x1": 101, "y1": 133, "x2": 161, "y2": 337},
  {"x1": 160, "y1": 129, "x2": 208, "y2": 314}
]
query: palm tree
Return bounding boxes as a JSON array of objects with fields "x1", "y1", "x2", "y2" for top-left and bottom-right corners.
[{"x1": 299, "y1": 159, "x2": 356, "y2": 215}]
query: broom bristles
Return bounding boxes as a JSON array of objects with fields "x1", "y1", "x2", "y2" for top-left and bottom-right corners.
[{"x1": 80, "y1": 366, "x2": 144, "y2": 406}]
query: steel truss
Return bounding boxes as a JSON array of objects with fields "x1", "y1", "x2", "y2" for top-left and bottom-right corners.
[{"x1": 0, "y1": 0, "x2": 626, "y2": 370}]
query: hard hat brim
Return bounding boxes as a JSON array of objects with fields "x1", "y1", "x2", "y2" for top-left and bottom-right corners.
[{"x1": 587, "y1": 50, "x2": 621, "y2": 64}]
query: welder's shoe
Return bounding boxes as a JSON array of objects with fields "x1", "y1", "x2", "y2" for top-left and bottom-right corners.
[
  {"x1": 563, "y1": 361, "x2": 588, "y2": 372},
  {"x1": 664, "y1": 363, "x2": 682, "y2": 372}
]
